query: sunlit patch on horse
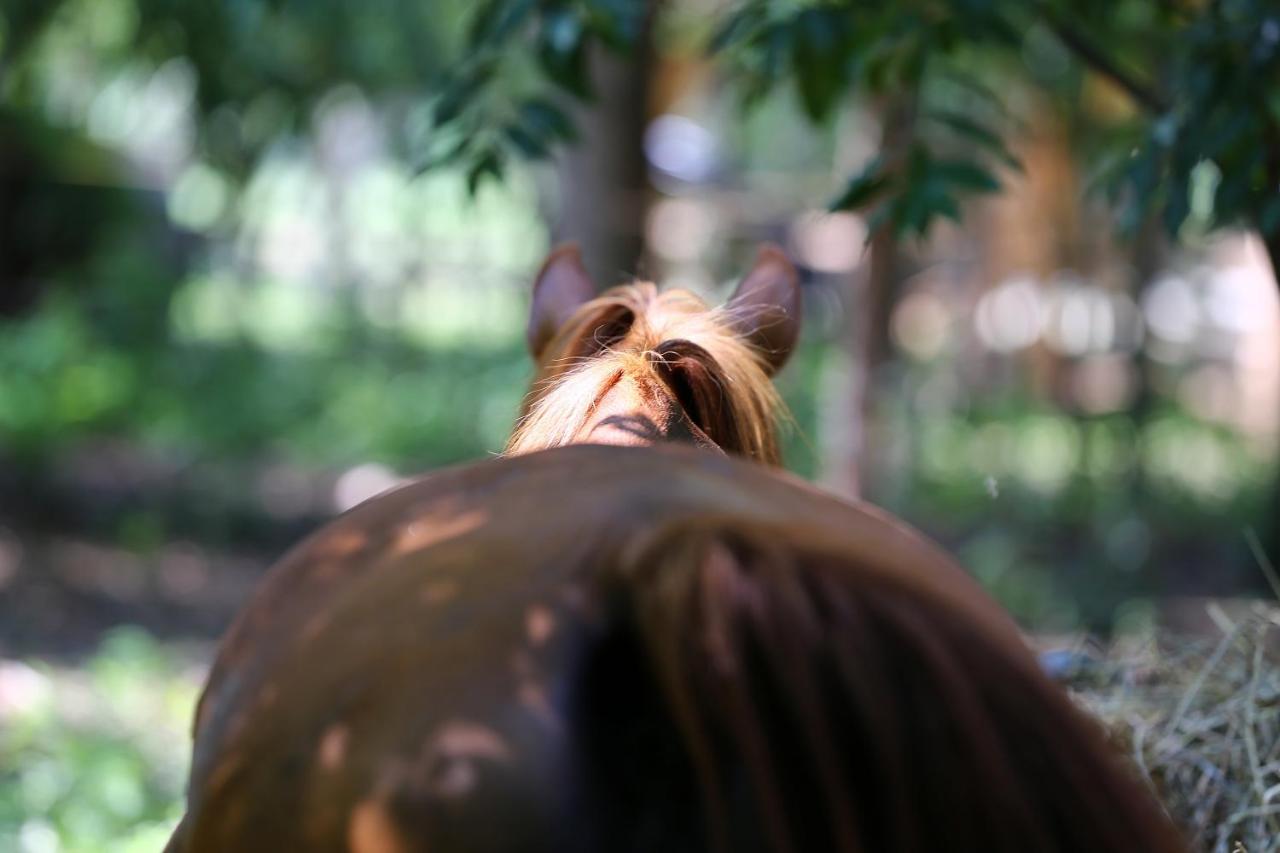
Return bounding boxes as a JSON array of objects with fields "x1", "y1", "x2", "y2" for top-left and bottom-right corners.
[
  {"x1": 525, "y1": 604, "x2": 556, "y2": 646},
  {"x1": 390, "y1": 505, "x2": 488, "y2": 557},
  {"x1": 257, "y1": 682, "x2": 278, "y2": 710},
  {"x1": 299, "y1": 610, "x2": 332, "y2": 643},
  {"x1": 422, "y1": 719, "x2": 513, "y2": 799},
  {"x1": 417, "y1": 578, "x2": 460, "y2": 605},
  {"x1": 317, "y1": 723, "x2": 349, "y2": 771},
  {"x1": 348, "y1": 797, "x2": 409, "y2": 853},
  {"x1": 313, "y1": 528, "x2": 369, "y2": 561}
]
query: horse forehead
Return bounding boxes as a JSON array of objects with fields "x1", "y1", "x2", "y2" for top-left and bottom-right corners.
[{"x1": 634, "y1": 290, "x2": 708, "y2": 335}]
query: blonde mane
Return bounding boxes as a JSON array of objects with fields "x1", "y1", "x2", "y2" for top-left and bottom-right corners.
[{"x1": 506, "y1": 283, "x2": 786, "y2": 464}]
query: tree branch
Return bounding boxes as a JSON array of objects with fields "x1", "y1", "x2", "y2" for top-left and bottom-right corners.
[{"x1": 1032, "y1": 3, "x2": 1168, "y2": 114}]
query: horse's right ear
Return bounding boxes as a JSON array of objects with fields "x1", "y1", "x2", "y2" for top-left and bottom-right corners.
[
  {"x1": 527, "y1": 244, "x2": 597, "y2": 358},
  {"x1": 727, "y1": 244, "x2": 802, "y2": 374}
]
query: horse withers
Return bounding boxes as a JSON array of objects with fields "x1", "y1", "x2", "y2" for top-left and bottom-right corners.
[{"x1": 167, "y1": 246, "x2": 1185, "y2": 852}]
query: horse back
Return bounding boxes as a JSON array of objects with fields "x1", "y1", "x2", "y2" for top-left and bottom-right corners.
[{"x1": 172, "y1": 445, "x2": 1180, "y2": 852}]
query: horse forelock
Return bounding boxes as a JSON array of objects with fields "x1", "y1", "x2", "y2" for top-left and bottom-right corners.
[{"x1": 506, "y1": 283, "x2": 786, "y2": 463}]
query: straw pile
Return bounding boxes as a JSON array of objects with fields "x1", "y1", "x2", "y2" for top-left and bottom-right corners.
[{"x1": 1061, "y1": 603, "x2": 1280, "y2": 853}]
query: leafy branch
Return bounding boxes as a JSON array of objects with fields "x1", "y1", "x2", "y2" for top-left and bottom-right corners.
[{"x1": 427, "y1": 0, "x2": 1280, "y2": 276}]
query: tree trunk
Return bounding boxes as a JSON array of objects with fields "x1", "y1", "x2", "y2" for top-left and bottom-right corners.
[
  {"x1": 846, "y1": 97, "x2": 916, "y2": 499},
  {"x1": 551, "y1": 25, "x2": 653, "y2": 286},
  {"x1": 1127, "y1": 218, "x2": 1166, "y2": 504},
  {"x1": 1260, "y1": 231, "x2": 1280, "y2": 574}
]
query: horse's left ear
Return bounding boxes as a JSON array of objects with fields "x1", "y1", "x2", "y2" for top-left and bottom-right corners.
[
  {"x1": 528, "y1": 243, "x2": 597, "y2": 358},
  {"x1": 727, "y1": 244, "x2": 802, "y2": 374}
]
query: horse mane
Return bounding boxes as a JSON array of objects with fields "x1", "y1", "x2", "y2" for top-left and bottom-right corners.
[
  {"x1": 569, "y1": 523, "x2": 1187, "y2": 853},
  {"x1": 506, "y1": 283, "x2": 785, "y2": 464}
]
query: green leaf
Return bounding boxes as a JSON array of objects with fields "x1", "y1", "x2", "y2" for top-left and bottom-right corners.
[
  {"x1": 468, "y1": 0, "x2": 536, "y2": 48},
  {"x1": 538, "y1": 10, "x2": 593, "y2": 99},
  {"x1": 738, "y1": 23, "x2": 791, "y2": 108},
  {"x1": 518, "y1": 99, "x2": 577, "y2": 142},
  {"x1": 1199, "y1": 110, "x2": 1254, "y2": 161},
  {"x1": 865, "y1": 200, "x2": 896, "y2": 235},
  {"x1": 1267, "y1": 89, "x2": 1280, "y2": 126},
  {"x1": 433, "y1": 63, "x2": 496, "y2": 128},
  {"x1": 709, "y1": 5, "x2": 767, "y2": 53},
  {"x1": 937, "y1": 194, "x2": 963, "y2": 222},
  {"x1": 926, "y1": 111, "x2": 1022, "y2": 171},
  {"x1": 1213, "y1": 174, "x2": 1252, "y2": 216},
  {"x1": 1260, "y1": 196, "x2": 1280, "y2": 237},
  {"x1": 943, "y1": 68, "x2": 1010, "y2": 114},
  {"x1": 790, "y1": 8, "x2": 850, "y2": 122},
  {"x1": 910, "y1": 186, "x2": 962, "y2": 235},
  {"x1": 949, "y1": 2, "x2": 1022, "y2": 48},
  {"x1": 1126, "y1": 149, "x2": 1162, "y2": 205},
  {"x1": 931, "y1": 158, "x2": 1001, "y2": 193},
  {"x1": 504, "y1": 123, "x2": 550, "y2": 159},
  {"x1": 413, "y1": 135, "x2": 471, "y2": 174},
  {"x1": 895, "y1": 40, "x2": 928, "y2": 88},
  {"x1": 586, "y1": 0, "x2": 647, "y2": 50},
  {"x1": 1163, "y1": 174, "x2": 1191, "y2": 235},
  {"x1": 830, "y1": 159, "x2": 893, "y2": 211},
  {"x1": 433, "y1": 94, "x2": 468, "y2": 129},
  {"x1": 466, "y1": 149, "x2": 506, "y2": 196},
  {"x1": 897, "y1": 180, "x2": 958, "y2": 236}
]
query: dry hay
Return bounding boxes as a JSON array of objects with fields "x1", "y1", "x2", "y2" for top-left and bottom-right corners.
[{"x1": 1059, "y1": 602, "x2": 1280, "y2": 853}]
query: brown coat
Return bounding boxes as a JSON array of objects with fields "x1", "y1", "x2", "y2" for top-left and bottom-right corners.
[{"x1": 170, "y1": 444, "x2": 1184, "y2": 853}]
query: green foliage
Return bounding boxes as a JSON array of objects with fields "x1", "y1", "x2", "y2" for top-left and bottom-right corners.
[
  {"x1": 428, "y1": 0, "x2": 1280, "y2": 256},
  {"x1": 718, "y1": 0, "x2": 1280, "y2": 249},
  {"x1": 435, "y1": 0, "x2": 1024, "y2": 229},
  {"x1": 705, "y1": 1, "x2": 1020, "y2": 237},
  {"x1": 836, "y1": 146, "x2": 1002, "y2": 238},
  {"x1": 1, "y1": 0, "x2": 470, "y2": 175},
  {"x1": 0, "y1": 629, "x2": 199, "y2": 851},
  {"x1": 12, "y1": 0, "x2": 1274, "y2": 252},
  {"x1": 0, "y1": 289, "x2": 533, "y2": 467},
  {"x1": 420, "y1": 0, "x2": 647, "y2": 189},
  {"x1": 1112, "y1": 0, "x2": 1280, "y2": 242}
]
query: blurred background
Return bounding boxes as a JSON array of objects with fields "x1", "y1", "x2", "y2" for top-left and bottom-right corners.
[{"x1": 1, "y1": 0, "x2": 1277, "y2": 849}]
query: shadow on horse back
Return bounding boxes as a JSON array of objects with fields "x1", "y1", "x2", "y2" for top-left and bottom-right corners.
[{"x1": 169, "y1": 245, "x2": 1186, "y2": 852}]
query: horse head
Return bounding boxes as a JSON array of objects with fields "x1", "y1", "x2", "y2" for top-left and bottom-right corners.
[{"x1": 507, "y1": 244, "x2": 801, "y2": 464}]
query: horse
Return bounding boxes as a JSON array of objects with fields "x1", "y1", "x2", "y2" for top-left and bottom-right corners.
[{"x1": 166, "y1": 245, "x2": 1185, "y2": 852}]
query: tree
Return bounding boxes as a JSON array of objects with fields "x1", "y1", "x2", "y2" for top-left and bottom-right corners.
[
  {"x1": 434, "y1": 0, "x2": 1280, "y2": 283},
  {"x1": 2, "y1": 0, "x2": 466, "y2": 176},
  {"x1": 0, "y1": 0, "x2": 474, "y2": 320}
]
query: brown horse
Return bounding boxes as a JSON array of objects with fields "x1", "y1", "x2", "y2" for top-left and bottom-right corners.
[{"x1": 167, "y1": 246, "x2": 1185, "y2": 853}]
